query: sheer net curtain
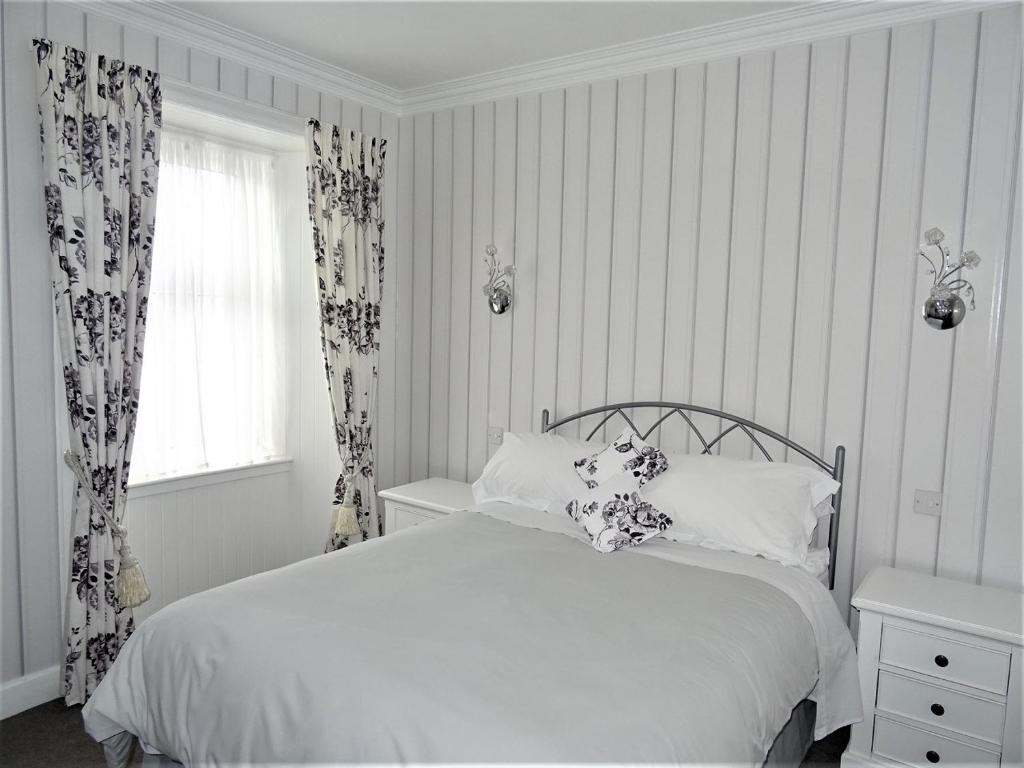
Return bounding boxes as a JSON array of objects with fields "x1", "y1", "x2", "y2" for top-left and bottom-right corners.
[{"x1": 133, "y1": 130, "x2": 285, "y2": 480}]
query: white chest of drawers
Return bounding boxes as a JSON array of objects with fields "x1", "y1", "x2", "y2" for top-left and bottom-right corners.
[
  {"x1": 843, "y1": 567, "x2": 1023, "y2": 768},
  {"x1": 378, "y1": 478, "x2": 475, "y2": 534}
]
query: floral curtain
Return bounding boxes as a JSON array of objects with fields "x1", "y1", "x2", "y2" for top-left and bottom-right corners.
[
  {"x1": 34, "y1": 39, "x2": 162, "y2": 704},
  {"x1": 306, "y1": 121, "x2": 385, "y2": 551}
]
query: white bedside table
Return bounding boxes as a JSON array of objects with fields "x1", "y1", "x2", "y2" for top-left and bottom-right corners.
[
  {"x1": 378, "y1": 478, "x2": 475, "y2": 534},
  {"x1": 843, "y1": 566, "x2": 1022, "y2": 768}
]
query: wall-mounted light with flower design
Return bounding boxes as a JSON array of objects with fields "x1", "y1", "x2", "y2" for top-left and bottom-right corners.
[
  {"x1": 918, "y1": 227, "x2": 981, "y2": 330},
  {"x1": 482, "y1": 244, "x2": 516, "y2": 315}
]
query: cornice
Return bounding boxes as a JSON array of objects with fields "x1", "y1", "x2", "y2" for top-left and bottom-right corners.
[
  {"x1": 79, "y1": 0, "x2": 1006, "y2": 118},
  {"x1": 400, "y1": 1, "x2": 1000, "y2": 113},
  {"x1": 78, "y1": 0, "x2": 404, "y2": 113}
]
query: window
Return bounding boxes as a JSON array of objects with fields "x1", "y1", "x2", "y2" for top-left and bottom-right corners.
[{"x1": 131, "y1": 127, "x2": 286, "y2": 481}]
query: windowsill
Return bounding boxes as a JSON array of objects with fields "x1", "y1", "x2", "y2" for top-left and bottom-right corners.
[{"x1": 127, "y1": 457, "x2": 293, "y2": 499}]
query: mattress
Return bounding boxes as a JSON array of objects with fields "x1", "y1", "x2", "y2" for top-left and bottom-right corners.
[{"x1": 84, "y1": 505, "x2": 860, "y2": 766}]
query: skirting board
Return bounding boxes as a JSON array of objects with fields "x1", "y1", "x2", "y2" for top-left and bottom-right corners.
[{"x1": 0, "y1": 665, "x2": 61, "y2": 720}]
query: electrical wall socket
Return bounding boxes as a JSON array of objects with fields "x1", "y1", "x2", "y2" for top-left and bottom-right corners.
[
  {"x1": 914, "y1": 490, "x2": 942, "y2": 517},
  {"x1": 487, "y1": 426, "x2": 504, "y2": 445}
]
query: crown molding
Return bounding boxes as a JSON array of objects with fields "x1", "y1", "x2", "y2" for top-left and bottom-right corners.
[
  {"x1": 76, "y1": 0, "x2": 403, "y2": 114},
  {"x1": 400, "y1": 0, "x2": 1002, "y2": 114},
  {"x1": 78, "y1": 0, "x2": 1004, "y2": 118}
]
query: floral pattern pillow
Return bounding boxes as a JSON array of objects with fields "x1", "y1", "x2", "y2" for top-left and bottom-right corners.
[
  {"x1": 566, "y1": 476, "x2": 673, "y2": 553},
  {"x1": 573, "y1": 428, "x2": 669, "y2": 489}
]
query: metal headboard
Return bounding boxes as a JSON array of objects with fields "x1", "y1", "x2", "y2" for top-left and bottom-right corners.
[{"x1": 540, "y1": 402, "x2": 846, "y2": 590}]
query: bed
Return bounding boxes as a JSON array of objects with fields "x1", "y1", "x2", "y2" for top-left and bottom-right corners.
[{"x1": 83, "y1": 403, "x2": 861, "y2": 766}]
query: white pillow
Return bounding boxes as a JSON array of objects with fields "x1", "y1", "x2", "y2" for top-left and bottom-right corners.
[
  {"x1": 565, "y1": 475, "x2": 673, "y2": 553},
  {"x1": 472, "y1": 431, "x2": 594, "y2": 510},
  {"x1": 642, "y1": 453, "x2": 840, "y2": 568}
]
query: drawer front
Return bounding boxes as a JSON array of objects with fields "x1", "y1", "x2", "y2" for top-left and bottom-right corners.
[
  {"x1": 876, "y1": 670, "x2": 1006, "y2": 744},
  {"x1": 880, "y1": 623, "x2": 1011, "y2": 694},
  {"x1": 873, "y1": 716, "x2": 1000, "y2": 768},
  {"x1": 388, "y1": 505, "x2": 439, "y2": 533}
]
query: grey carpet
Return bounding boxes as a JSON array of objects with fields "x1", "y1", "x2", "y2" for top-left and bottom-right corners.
[
  {"x1": 0, "y1": 698, "x2": 848, "y2": 766},
  {"x1": 0, "y1": 699, "x2": 141, "y2": 768}
]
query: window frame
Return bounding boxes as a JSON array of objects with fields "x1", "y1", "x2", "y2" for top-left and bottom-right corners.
[
  {"x1": 127, "y1": 456, "x2": 293, "y2": 499},
  {"x1": 124, "y1": 100, "x2": 306, "y2": 492}
]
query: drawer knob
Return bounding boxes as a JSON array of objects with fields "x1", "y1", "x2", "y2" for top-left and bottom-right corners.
[
  {"x1": 934, "y1": 654, "x2": 949, "y2": 668},
  {"x1": 930, "y1": 702, "x2": 945, "y2": 716},
  {"x1": 926, "y1": 750, "x2": 941, "y2": 764}
]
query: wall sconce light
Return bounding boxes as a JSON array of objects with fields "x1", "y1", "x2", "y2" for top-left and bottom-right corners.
[
  {"x1": 918, "y1": 227, "x2": 981, "y2": 330},
  {"x1": 482, "y1": 244, "x2": 516, "y2": 315}
]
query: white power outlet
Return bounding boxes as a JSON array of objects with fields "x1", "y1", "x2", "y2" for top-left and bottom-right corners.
[
  {"x1": 914, "y1": 490, "x2": 942, "y2": 517},
  {"x1": 487, "y1": 426, "x2": 504, "y2": 446}
]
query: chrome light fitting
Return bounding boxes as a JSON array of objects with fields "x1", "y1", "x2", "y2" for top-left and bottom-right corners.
[
  {"x1": 482, "y1": 244, "x2": 516, "y2": 315},
  {"x1": 918, "y1": 227, "x2": 980, "y2": 331}
]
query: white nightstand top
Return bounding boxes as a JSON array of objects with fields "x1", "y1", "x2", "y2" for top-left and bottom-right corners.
[
  {"x1": 378, "y1": 478, "x2": 476, "y2": 514},
  {"x1": 853, "y1": 566, "x2": 1023, "y2": 646}
]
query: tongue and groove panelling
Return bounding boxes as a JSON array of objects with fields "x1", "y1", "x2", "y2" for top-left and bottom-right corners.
[{"x1": 381, "y1": 7, "x2": 1023, "y2": 616}]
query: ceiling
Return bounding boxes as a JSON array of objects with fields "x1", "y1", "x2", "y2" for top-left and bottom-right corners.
[{"x1": 169, "y1": 2, "x2": 799, "y2": 91}]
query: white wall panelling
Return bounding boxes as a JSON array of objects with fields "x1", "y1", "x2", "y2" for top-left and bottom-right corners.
[
  {"x1": 126, "y1": 470, "x2": 292, "y2": 626},
  {"x1": 936, "y1": 6, "x2": 1022, "y2": 583},
  {"x1": 660, "y1": 63, "x2": 706, "y2": 452},
  {"x1": 509, "y1": 93, "x2": 539, "y2": 439},
  {"x1": 1, "y1": 0, "x2": 399, "y2": 696},
  {"x1": 466, "y1": 102, "x2": 495, "y2": 479},
  {"x1": 720, "y1": 51, "x2": 769, "y2": 461},
  {"x1": 381, "y1": 6, "x2": 1023, "y2": 619},
  {"x1": 490, "y1": 99, "x2": 518, "y2": 447},
  {"x1": 446, "y1": 105, "x2": 474, "y2": 482},
  {"x1": 389, "y1": 114, "x2": 415, "y2": 488},
  {"x1": 0, "y1": 0, "x2": 24, "y2": 686},
  {"x1": 553, "y1": 84, "x2": 589, "y2": 444},
  {"x1": 533, "y1": 90, "x2": 566, "y2": 447},
  {"x1": 823, "y1": 27, "x2": 889, "y2": 599},
  {"x1": 982, "y1": 152, "x2": 1022, "y2": 592},
  {"x1": 428, "y1": 109, "x2": 453, "y2": 478},
  {"x1": 410, "y1": 112, "x2": 433, "y2": 480},
  {"x1": 894, "y1": 13, "x2": 979, "y2": 575},
  {"x1": 219, "y1": 58, "x2": 246, "y2": 100},
  {"x1": 4, "y1": 0, "x2": 62, "y2": 686},
  {"x1": 579, "y1": 82, "x2": 615, "y2": 440}
]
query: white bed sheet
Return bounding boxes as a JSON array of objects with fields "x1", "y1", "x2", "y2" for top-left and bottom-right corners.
[
  {"x1": 476, "y1": 503, "x2": 861, "y2": 740},
  {"x1": 83, "y1": 505, "x2": 860, "y2": 766}
]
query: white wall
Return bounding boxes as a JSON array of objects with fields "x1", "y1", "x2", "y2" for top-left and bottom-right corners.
[
  {"x1": 377, "y1": 6, "x2": 1023, "y2": 619},
  {"x1": 0, "y1": 0, "x2": 399, "y2": 694},
  {"x1": 1, "y1": 0, "x2": 24, "y2": 686}
]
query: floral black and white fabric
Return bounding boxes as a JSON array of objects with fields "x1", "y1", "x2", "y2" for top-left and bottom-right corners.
[
  {"x1": 573, "y1": 428, "x2": 669, "y2": 489},
  {"x1": 306, "y1": 120, "x2": 386, "y2": 551},
  {"x1": 34, "y1": 38, "x2": 162, "y2": 704},
  {"x1": 566, "y1": 476, "x2": 673, "y2": 553}
]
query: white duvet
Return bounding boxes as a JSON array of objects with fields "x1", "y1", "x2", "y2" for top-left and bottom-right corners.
[{"x1": 83, "y1": 506, "x2": 860, "y2": 766}]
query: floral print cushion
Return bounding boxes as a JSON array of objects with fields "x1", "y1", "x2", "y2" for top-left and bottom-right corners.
[
  {"x1": 573, "y1": 428, "x2": 669, "y2": 489},
  {"x1": 566, "y1": 476, "x2": 673, "y2": 553}
]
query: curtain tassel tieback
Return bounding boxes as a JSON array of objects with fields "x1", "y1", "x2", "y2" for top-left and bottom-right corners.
[
  {"x1": 332, "y1": 472, "x2": 362, "y2": 537},
  {"x1": 113, "y1": 541, "x2": 150, "y2": 608},
  {"x1": 332, "y1": 451, "x2": 370, "y2": 538},
  {"x1": 63, "y1": 451, "x2": 151, "y2": 608}
]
